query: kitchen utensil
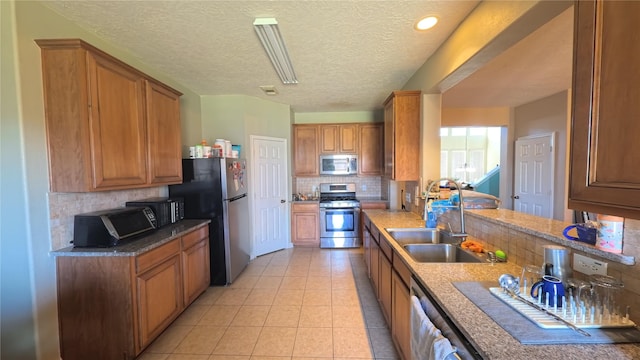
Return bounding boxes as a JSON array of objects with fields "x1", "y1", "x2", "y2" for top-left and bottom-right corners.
[
  {"x1": 543, "y1": 245, "x2": 572, "y2": 285},
  {"x1": 531, "y1": 275, "x2": 565, "y2": 308},
  {"x1": 499, "y1": 274, "x2": 591, "y2": 337}
]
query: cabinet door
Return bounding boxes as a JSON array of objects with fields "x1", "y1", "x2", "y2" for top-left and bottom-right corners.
[
  {"x1": 137, "y1": 254, "x2": 182, "y2": 348},
  {"x1": 182, "y1": 229, "x2": 210, "y2": 306},
  {"x1": 359, "y1": 123, "x2": 384, "y2": 176},
  {"x1": 293, "y1": 125, "x2": 319, "y2": 176},
  {"x1": 384, "y1": 101, "x2": 395, "y2": 178},
  {"x1": 392, "y1": 270, "x2": 411, "y2": 360},
  {"x1": 339, "y1": 124, "x2": 358, "y2": 153},
  {"x1": 87, "y1": 52, "x2": 148, "y2": 189},
  {"x1": 146, "y1": 80, "x2": 183, "y2": 185},
  {"x1": 370, "y1": 229, "x2": 380, "y2": 298},
  {"x1": 383, "y1": 91, "x2": 420, "y2": 181},
  {"x1": 320, "y1": 125, "x2": 339, "y2": 154},
  {"x1": 291, "y1": 203, "x2": 320, "y2": 246},
  {"x1": 379, "y1": 251, "x2": 392, "y2": 325},
  {"x1": 569, "y1": 1, "x2": 640, "y2": 218},
  {"x1": 363, "y1": 223, "x2": 371, "y2": 276}
]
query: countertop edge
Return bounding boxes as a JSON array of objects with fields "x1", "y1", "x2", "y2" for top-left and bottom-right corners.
[{"x1": 465, "y1": 209, "x2": 635, "y2": 266}]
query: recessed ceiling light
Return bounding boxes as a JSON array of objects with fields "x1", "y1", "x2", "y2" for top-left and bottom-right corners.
[
  {"x1": 259, "y1": 85, "x2": 278, "y2": 96},
  {"x1": 415, "y1": 16, "x2": 438, "y2": 31}
]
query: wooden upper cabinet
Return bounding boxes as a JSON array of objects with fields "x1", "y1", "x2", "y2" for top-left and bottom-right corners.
[
  {"x1": 146, "y1": 80, "x2": 183, "y2": 185},
  {"x1": 569, "y1": 1, "x2": 640, "y2": 219},
  {"x1": 359, "y1": 123, "x2": 384, "y2": 176},
  {"x1": 384, "y1": 91, "x2": 421, "y2": 181},
  {"x1": 88, "y1": 51, "x2": 148, "y2": 189},
  {"x1": 319, "y1": 124, "x2": 358, "y2": 154},
  {"x1": 293, "y1": 125, "x2": 319, "y2": 176},
  {"x1": 36, "y1": 39, "x2": 183, "y2": 192}
]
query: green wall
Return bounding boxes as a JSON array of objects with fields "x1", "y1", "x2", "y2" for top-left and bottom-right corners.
[
  {"x1": 294, "y1": 111, "x2": 382, "y2": 124},
  {"x1": 1, "y1": 1, "x2": 37, "y2": 359},
  {"x1": 2, "y1": 1, "x2": 203, "y2": 358}
]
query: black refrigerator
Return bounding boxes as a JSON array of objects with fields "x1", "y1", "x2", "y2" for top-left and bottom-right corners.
[{"x1": 169, "y1": 158, "x2": 250, "y2": 285}]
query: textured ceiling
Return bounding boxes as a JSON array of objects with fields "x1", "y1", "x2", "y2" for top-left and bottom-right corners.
[{"x1": 40, "y1": 1, "x2": 572, "y2": 113}]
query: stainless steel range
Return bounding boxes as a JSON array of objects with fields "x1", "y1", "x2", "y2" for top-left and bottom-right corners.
[{"x1": 319, "y1": 183, "x2": 361, "y2": 248}]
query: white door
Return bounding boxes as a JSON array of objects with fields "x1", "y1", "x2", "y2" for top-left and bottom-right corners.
[
  {"x1": 251, "y1": 136, "x2": 289, "y2": 256},
  {"x1": 514, "y1": 134, "x2": 554, "y2": 218}
]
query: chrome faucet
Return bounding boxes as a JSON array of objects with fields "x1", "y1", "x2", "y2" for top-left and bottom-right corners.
[{"x1": 424, "y1": 178, "x2": 467, "y2": 242}]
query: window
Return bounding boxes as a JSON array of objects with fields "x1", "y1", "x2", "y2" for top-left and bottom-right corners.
[{"x1": 440, "y1": 127, "x2": 501, "y2": 184}]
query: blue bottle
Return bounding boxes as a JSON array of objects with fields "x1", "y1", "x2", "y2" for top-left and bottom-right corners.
[{"x1": 425, "y1": 202, "x2": 437, "y2": 228}]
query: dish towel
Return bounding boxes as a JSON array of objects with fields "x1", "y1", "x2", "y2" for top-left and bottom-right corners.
[{"x1": 410, "y1": 296, "x2": 458, "y2": 360}]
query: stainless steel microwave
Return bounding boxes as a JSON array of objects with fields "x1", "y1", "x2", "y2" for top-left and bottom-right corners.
[{"x1": 320, "y1": 154, "x2": 357, "y2": 175}]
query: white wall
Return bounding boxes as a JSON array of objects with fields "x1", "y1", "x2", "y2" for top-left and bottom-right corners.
[{"x1": 513, "y1": 90, "x2": 570, "y2": 221}]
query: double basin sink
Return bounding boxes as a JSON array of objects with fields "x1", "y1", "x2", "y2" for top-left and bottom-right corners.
[{"x1": 385, "y1": 228, "x2": 486, "y2": 263}]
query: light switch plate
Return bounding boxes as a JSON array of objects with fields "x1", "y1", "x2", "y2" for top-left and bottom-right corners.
[{"x1": 573, "y1": 253, "x2": 608, "y2": 276}]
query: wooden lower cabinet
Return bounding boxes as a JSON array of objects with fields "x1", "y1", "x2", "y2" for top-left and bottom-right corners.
[
  {"x1": 181, "y1": 227, "x2": 211, "y2": 306},
  {"x1": 392, "y1": 269, "x2": 411, "y2": 360},
  {"x1": 364, "y1": 220, "x2": 413, "y2": 360},
  {"x1": 56, "y1": 225, "x2": 210, "y2": 360},
  {"x1": 291, "y1": 202, "x2": 320, "y2": 246},
  {"x1": 379, "y1": 250, "x2": 393, "y2": 325},
  {"x1": 137, "y1": 253, "x2": 182, "y2": 348},
  {"x1": 370, "y1": 228, "x2": 381, "y2": 298}
]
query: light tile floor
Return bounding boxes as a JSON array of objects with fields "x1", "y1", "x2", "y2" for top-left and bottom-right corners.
[{"x1": 139, "y1": 247, "x2": 399, "y2": 360}]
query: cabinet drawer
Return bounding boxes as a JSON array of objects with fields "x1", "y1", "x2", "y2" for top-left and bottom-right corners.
[
  {"x1": 371, "y1": 226, "x2": 380, "y2": 244},
  {"x1": 181, "y1": 226, "x2": 209, "y2": 249},
  {"x1": 393, "y1": 254, "x2": 412, "y2": 287},
  {"x1": 136, "y1": 239, "x2": 180, "y2": 274},
  {"x1": 380, "y1": 236, "x2": 393, "y2": 261},
  {"x1": 292, "y1": 202, "x2": 319, "y2": 212}
]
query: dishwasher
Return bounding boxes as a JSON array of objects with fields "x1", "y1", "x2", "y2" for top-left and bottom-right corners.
[{"x1": 410, "y1": 275, "x2": 484, "y2": 360}]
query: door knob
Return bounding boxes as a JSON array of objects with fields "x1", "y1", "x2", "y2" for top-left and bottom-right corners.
[
  {"x1": 281, "y1": 199, "x2": 286, "y2": 203},
  {"x1": 513, "y1": 195, "x2": 520, "y2": 199}
]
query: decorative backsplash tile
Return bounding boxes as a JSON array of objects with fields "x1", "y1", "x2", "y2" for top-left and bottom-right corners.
[
  {"x1": 49, "y1": 187, "x2": 166, "y2": 250},
  {"x1": 295, "y1": 176, "x2": 384, "y2": 199}
]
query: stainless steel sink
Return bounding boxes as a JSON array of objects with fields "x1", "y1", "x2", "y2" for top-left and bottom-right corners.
[
  {"x1": 402, "y1": 244, "x2": 484, "y2": 263},
  {"x1": 385, "y1": 227, "x2": 440, "y2": 245}
]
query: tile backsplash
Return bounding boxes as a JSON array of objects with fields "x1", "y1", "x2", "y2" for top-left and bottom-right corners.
[
  {"x1": 295, "y1": 176, "x2": 384, "y2": 199},
  {"x1": 49, "y1": 187, "x2": 166, "y2": 250}
]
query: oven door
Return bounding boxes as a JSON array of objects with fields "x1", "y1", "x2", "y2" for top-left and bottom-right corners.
[{"x1": 319, "y1": 207, "x2": 360, "y2": 248}]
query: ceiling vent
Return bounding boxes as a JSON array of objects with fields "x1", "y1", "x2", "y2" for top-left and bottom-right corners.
[
  {"x1": 259, "y1": 85, "x2": 278, "y2": 96},
  {"x1": 253, "y1": 18, "x2": 298, "y2": 84}
]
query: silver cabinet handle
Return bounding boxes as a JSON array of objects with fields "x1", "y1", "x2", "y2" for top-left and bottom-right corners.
[
  {"x1": 513, "y1": 195, "x2": 520, "y2": 199},
  {"x1": 281, "y1": 199, "x2": 286, "y2": 203}
]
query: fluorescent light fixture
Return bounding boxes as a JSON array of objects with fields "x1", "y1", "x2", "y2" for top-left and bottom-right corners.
[{"x1": 253, "y1": 18, "x2": 298, "y2": 84}]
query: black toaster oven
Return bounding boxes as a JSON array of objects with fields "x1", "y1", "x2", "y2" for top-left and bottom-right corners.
[{"x1": 73, "y1": 207, "x2": 157, "y2": 247}]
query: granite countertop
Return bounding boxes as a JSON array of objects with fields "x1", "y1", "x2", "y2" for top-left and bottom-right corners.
[
  {"x1": 364, "y1": 209, "x2": 640, "y2": 360},
  {"x1": 51, "y1": 219, "x2": 210, "y2": 257}
]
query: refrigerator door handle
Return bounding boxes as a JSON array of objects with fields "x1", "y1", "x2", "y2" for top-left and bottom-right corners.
[{"x1": 228, "y1": 193, "x2": 248, "y2": 202}]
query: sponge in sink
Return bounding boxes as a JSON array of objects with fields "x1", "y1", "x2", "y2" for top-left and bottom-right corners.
[{"x1": 495, "y1": 250, "x2": 507, "y2": 261}]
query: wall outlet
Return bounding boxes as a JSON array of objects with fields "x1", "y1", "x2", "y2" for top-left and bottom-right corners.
[
  {"x1": 414, "y1": 186, "x2": 420, "y2": 206},
  {"x1": 573, "y1": 253, "x2": 608, "y2": 276},
  {"x1": 361, "y1": 184, "x2": 367, "y2": 191}
]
